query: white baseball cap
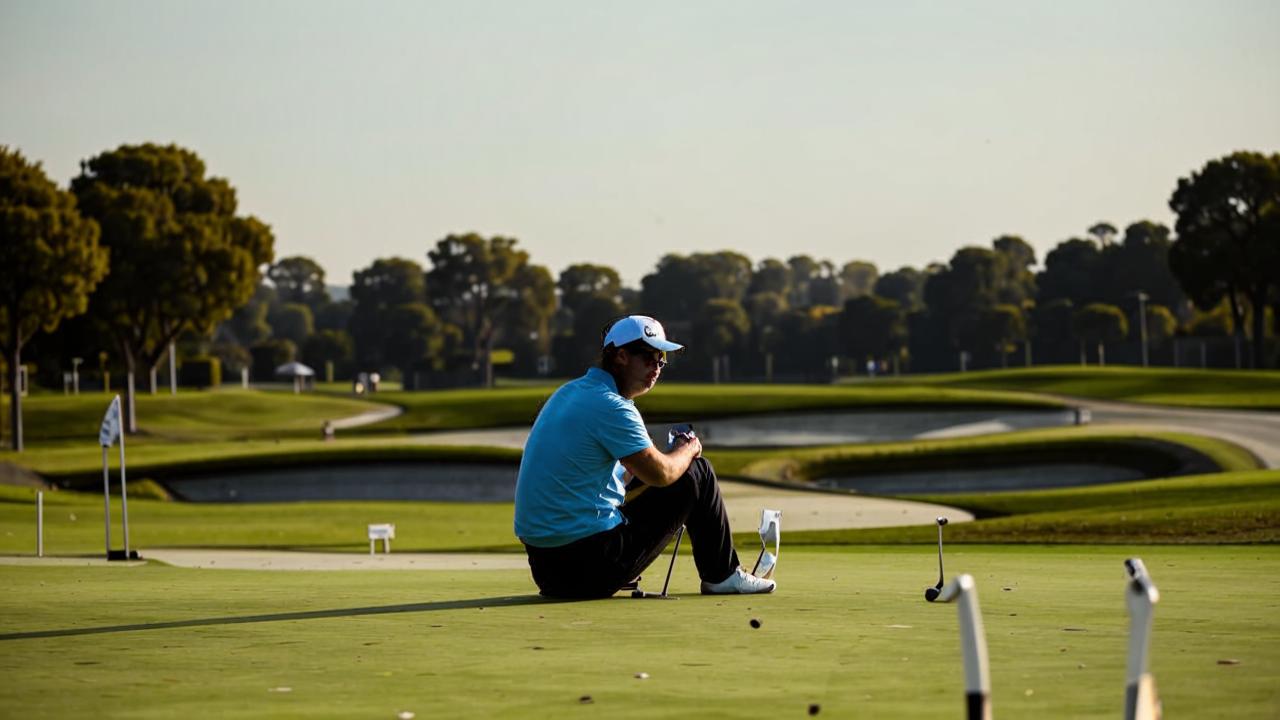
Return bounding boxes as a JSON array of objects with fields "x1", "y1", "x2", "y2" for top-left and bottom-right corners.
[{"x1": 602, "y1": 315, "x2": 684, "y2": 352}]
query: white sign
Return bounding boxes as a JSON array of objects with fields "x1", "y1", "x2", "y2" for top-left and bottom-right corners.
[{"x1": 99, "y1": 395, "x2": 122, "y2": 448}]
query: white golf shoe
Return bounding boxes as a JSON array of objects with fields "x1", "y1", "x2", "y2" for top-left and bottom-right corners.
[{"x1": 700, "y1": 567, "x2": 776, "y2": 595}]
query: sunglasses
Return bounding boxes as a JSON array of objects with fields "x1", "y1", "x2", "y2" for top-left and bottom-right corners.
[
  {"x1": 752, "y1": 509, "x2": 781, "y2": 580},
  {"x1": 631, "y1": 348, "x2": 668, "y2": 369}
]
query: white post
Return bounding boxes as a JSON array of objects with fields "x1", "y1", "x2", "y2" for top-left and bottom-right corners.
[
  {"x1": 119, "y1": 428, "x2": 130, "y2": 557},
  {"x1": 169, "y1": 341, "x2": 177, "y2": 395},
  {"x1": 72, "y1": 357, "x2": 82, "y2": 395},
  {"x1": 102, "y1": 446, "x2": 112, "y2": 556},
  {"x1": 241, "y1": 367, "x2": 249, "y2": 389},
  {"x1": 36, "y1": 491, "x2": 44, "y2": 557}
]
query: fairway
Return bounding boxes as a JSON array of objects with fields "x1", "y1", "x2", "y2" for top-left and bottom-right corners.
[{"x1": 1, "y1": 547, "x2": 1275, "y2": 718}]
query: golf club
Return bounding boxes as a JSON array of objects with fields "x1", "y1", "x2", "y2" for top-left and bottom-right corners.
[
  {"x1": 1123, "y1": 558, "x2": 1161, "y2": 720},
  {"x1": 925, "y1": 516, "x2": 948, "y2": 602},
  {"x1": 627, "y1": 423, "x2": 695, "y2": 599},
  {"x1": 752, "y1": 508, "x2": 781, "y2": 579},
  {"x1": 631, "y1": 525, "x2": 684, "y2": 599},
  {"x1": 934, "y1": 574, "x2": 992, "y2": 720}
]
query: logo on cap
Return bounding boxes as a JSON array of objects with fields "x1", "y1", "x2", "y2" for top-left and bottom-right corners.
[{"x1": 644, "y1": 325, "x2": 657, "y2": 338}]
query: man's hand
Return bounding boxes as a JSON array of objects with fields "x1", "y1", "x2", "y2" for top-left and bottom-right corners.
[{"x1": 620, "y1": 436, "x2": 702, "y2": 488}]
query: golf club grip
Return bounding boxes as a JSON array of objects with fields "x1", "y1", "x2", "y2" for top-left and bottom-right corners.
[{"x1": 966, "y1": 692, "x2": 992, "y2": 720}]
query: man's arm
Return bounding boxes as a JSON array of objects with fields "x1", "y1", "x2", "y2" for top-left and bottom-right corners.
[{"x1": 619, "y1": 436, "x2": 703, "y2": 488}]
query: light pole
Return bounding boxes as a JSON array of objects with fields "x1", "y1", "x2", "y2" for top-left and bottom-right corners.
[{"x1": 1134, "y1": 292, "x2": 1149, "y2": 367}]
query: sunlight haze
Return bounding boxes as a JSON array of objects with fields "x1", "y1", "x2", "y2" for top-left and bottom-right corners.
[{"x1": 3, "y1": 0, "x2": 1277, "y2": 286}]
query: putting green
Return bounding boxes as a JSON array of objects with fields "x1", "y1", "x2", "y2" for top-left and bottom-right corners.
[{"x1": 1, "y1": 546, "x2": 1275, "y2": 718}]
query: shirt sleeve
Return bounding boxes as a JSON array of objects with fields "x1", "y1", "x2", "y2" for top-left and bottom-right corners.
[{"x1": 592, "y1": 397, "x2": 653, "y2": 459}]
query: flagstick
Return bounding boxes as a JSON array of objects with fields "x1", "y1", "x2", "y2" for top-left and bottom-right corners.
[
  {"x1": 119, "y1": 426, "x2": 129, "y2": 557},
  {"x1": 102, "y1": 445, "x2": 111, "y2": 557}
]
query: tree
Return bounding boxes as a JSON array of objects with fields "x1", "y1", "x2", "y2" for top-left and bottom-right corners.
[
  {"x1": 1, "y1": 147, "x2": 109, "y2": 451},
  {"x1": 1037, "y1": 238, "x2": 1104, "y2": 304},
  {"x1": 640, "y1": 251, "x2": 753, "y2": 319},
  {"x1": 301, "y1": 329, "x2": 354, "y2": 379},
  {"x1": 268, "y1": 256, "x2": 329, "y2": 308},
  {"x1": 873, "y1": 266, "x2": 925, "y2": 310},
  {"x1": 839, "y1": 295, "x2": 905, "y2": 368},
  {"x1": 693, "y1": 298, "x2": 750, "y2": 379},
  {"x1": 748, "y1": 258, "x2": 791, "y2": 297},
  {"x1": 270, "y1": 303, "x2": 314, "y2": 346},
  {"x1": 382, "y1": 303, "x2": 445, "y2": 384},
  {"x1": 923, "y1": 247, "x2": 1005, "y2": 355},
  {"x1": 72, "y1": 143, "x2": 273, "y2": 432},
  {"x1": 349, "y1": 257, "x2": 426, "y2": 372},
  {"x1": 743, "y1": 290, "x2": 789, "y2": 373},
  {"x1": 976, "y1": 304, "x2": 1027, "y2": 368},
  {"x1": 557, "y1": 263, "x2": 622, "y2": 314},
  {"x1": 222, "y1": 282, "x2": 275, "y2": 346},
  {"x1": 1144, "y1": 304, "x2": 1177, "y2": 344},
  {"x1": 1072, "y1": 303, "x2": 1128, "y2": 365},
  {"x1": 1168, "y1": 151, "x2": 1280, "y2": 368},
  {"x1": 556, "y1": 264, "x2": 624, "y2": 373},
  {"x1": 501, "y1": 263, "x2": 557, "y2": 376},
  {"x1": 839, "y1": 261, "x2": 878, "y2": 301},
  {"x1": 426, "y1": 234, "x2": 547, "y2": 386},
  {"x1": 787, "y1": 255, "x2": 840, "y2": 307},
  {"x1": 1087, "y1": 221, "x2": 1119, "y2": 246},
  {"x1": 991, "y1": 235, "x2": 1037, "y2": 306}
]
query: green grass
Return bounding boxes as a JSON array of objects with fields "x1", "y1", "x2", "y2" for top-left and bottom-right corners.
[
  {"x1": 0, "y1": 389, "x2": 383, "y2": 444},
  {"x1": 1, "y1": 547, "x2": 1276, "y2": 718},
  {"x1": 786, "y1": 469, "x2": 1280, "y2": 545},
  {"x1": 0, "y1": 483, "x2": 520, "y2": 555},
  {"x1": 899, "y1": 365, "x2": 1280, "y2": 409}
]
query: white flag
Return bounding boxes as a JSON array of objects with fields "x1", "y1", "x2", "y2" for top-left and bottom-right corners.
[{"x1": 99, "y1": 395, "x2": 122, "y2": 447}]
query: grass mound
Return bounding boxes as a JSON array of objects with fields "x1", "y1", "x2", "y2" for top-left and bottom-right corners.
[{"x1": 900, "y1": 366, "x2": 1280, "y2": 409}]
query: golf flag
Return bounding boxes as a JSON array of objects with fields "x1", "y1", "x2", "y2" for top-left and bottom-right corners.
[{"x1": 99, "y1": 395, "x2": 122, "y2": 448}]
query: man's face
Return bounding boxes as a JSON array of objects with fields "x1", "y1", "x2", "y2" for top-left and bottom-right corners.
[{"x1": 617, "y1": 345, "x2": 666, "y2": 398}]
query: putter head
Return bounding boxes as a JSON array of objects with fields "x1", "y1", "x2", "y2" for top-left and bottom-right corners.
[
  {"x1": 936, "y1": 516, "x2": 948, "y2": 526},
  {"x1": 925, "y1": 586, "x2": 941, "y2": 602},
  {"x1": 752, "y1": 509, "x2": 781, "y2": 579},
  {"x1": 933, "y1": 574, "x2": 974, "y2": 604}
]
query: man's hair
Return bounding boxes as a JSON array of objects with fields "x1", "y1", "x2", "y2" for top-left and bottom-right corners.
[{"x1": 599, "y1": 339, "x2": 652, "y2": 370}]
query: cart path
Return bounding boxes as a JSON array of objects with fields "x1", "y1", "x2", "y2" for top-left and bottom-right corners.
[{"x1": 1076, "y1": 398, "x2": 1280, "y2": 468}]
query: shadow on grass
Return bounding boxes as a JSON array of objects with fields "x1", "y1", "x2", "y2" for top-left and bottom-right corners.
[{"x1": 0, "y1": 594, "x2": 557, "y2": 641}]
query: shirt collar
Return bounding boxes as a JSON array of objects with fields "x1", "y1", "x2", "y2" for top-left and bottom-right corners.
[{"x1": 586, "y1": 366, "x2": 623, "y2": 397}]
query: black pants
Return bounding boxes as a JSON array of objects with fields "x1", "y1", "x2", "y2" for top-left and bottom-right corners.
[{"x1": 523, "y1": 457, "x2": 741, "y2": 599}]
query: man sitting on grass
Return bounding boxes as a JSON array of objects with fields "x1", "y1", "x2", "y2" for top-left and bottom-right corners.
[{"x1": 514, "y1": 315, "x2": 776, "y2": 598}]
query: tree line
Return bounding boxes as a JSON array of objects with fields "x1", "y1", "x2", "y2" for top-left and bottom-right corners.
[{"x1": 3, "y1": 144, "x2": 1278, "y2": 450}]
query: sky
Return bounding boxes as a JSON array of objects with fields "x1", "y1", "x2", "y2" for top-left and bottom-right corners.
[{"x1": 3, "y1": 0, "x2": 1278, "y2": 288}]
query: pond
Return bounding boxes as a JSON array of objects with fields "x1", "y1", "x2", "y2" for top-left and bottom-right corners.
[
  {"x1": 164, "y1": 463, "x2": 516, "y2": 503},
  {"x1": 685, "y1": 408, "x2": 1081, "y2": 447},
  {"x1": 412, "y1": 407, "x2": 1084, "y2": 450}
]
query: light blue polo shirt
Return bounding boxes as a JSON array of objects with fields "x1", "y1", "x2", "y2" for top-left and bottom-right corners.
[{"x1": 514, "y1": 367, "x2": 653, "y2": 548}]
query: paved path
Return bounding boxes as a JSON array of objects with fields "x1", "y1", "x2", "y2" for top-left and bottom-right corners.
[
  {"x1": 330, "y1": 402, "x2": 402, "y2": 429},
  {"x1": 1076, "y1": 398, "x2": 1280, "y2": 468}
]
